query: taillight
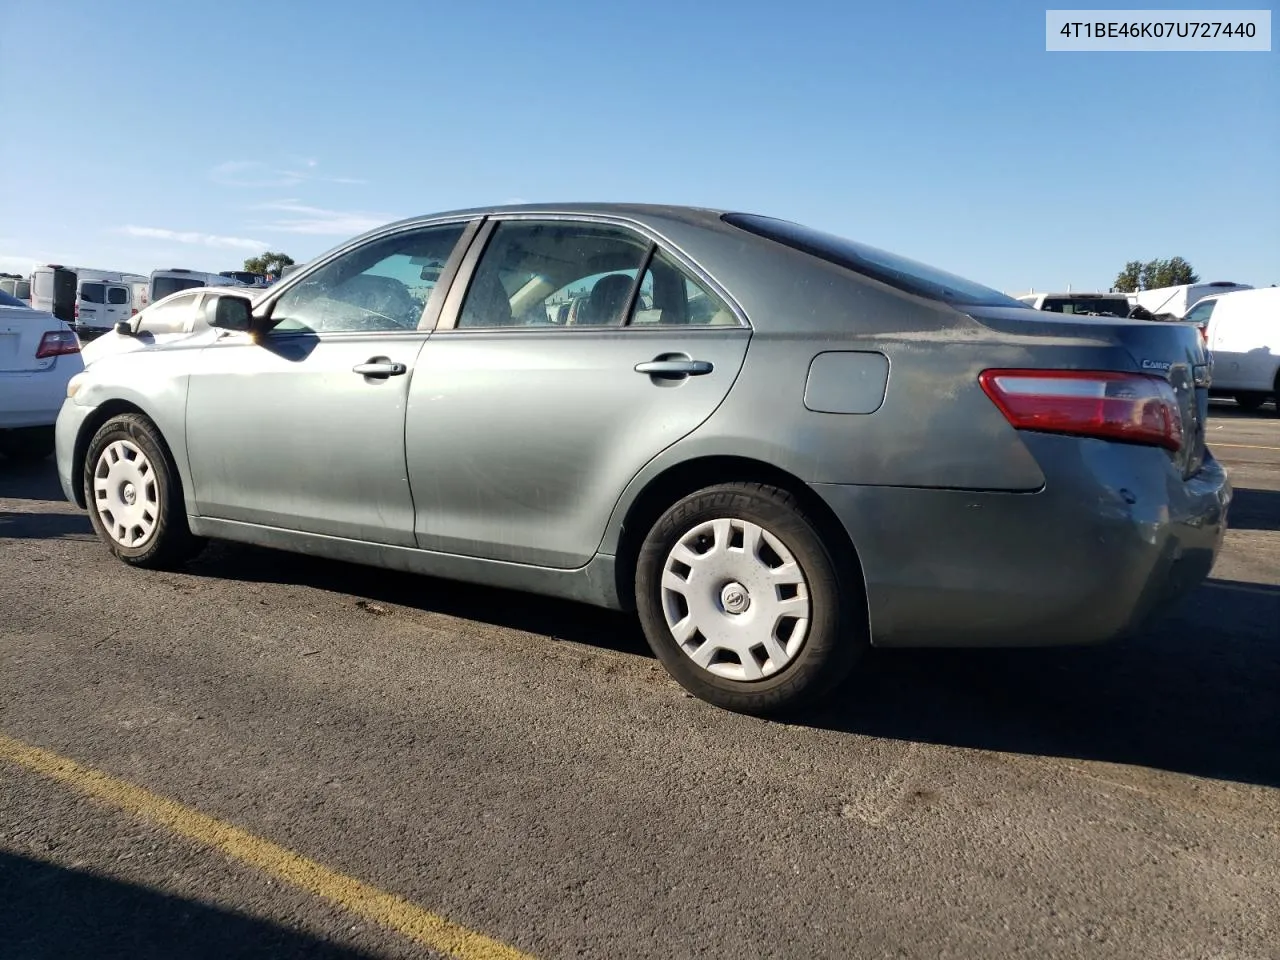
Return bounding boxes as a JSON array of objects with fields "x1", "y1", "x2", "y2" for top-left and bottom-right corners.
[
  {"x1": 74, "y1": 302, "x2": 80, "y2": 319},
  {"x1": 36, "y1": 330, "x2": 81, "y2": 359},
  {"x1": 979, "y1": 369, "x2": 1183, "y2": 452}
]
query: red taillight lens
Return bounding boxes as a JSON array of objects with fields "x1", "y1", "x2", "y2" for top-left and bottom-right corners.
[
  {"x1": 36, "y1": 330, "x2": 81, "y2": 359},
  {"x1": 979, "y1": 369, "x2": 1183, "y2": 452}
]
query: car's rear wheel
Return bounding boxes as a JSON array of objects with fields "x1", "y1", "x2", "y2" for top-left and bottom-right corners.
[
  {"x1": 635, "y1": 482, "x2": 863, "y2": 715},
  {"x1": 83, "y1": 413, "x2": 204, "y2": 568},
  {"x1": 0, "y1": 427, "x2": 55, "y2": 462}
]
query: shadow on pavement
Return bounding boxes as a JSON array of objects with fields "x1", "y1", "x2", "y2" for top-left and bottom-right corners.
[
  {"x1": 1227, "y1": 487, "x2": 1280, "y2": 532},
  {"x1": 5, "y1": 460, "x2": 1278, "y2": 788},
  {"x1": 0, "y1": 458, "x2": 66, "y2": 502},
  {"x1": 807, "y1": 577, "x2": 1280, "y2": 789},
  {"x1": 190, "y1": 540, "x2": 655, "y2": 660},
  {"x1": 0, "y1": 850, "x2": 377, "y2": 960}
]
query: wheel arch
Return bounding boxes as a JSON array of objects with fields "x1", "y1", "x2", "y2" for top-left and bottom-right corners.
[
  {"x1": 611, "y1": 455, "x2": 870, "y2": 619},
  {"x1": 71, "y1": 400, "x2": 158, "y2": 507}
]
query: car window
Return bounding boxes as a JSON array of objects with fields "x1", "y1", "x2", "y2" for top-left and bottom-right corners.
[
  {"x1": 1039, "y1": 296, "x2": 1130, "y2": 318},
  {"x1": 107, "y1": 286, "x2": 129, "y2": 305},
  {"x1": 723, "y1": 212, "x2": 1026, "y2": 308},
  {"x1": 269, "y1": 224, "x2": 466, "y2": 334},
  {"x1": 1184, "y1": 299, "x2": 1216, "y2": 326},
  {"x1": 629, "y1": 249, "x2": 738, "y2": 326},
  {"x1": 456, "y1": 221, "x2": 651, "y2": 328},
  {"x1": 153, "y1": 276, "x2": 205, "y2": 299},
  {"x1": 81, "y1": 282, "x2": 106, "y2": 304},
  {"x1": 137, "y1": 292, "x2": 201, "y2": 334},
  {"x1": 0, "y1": 289, "x2": 28, "y2": 308}
]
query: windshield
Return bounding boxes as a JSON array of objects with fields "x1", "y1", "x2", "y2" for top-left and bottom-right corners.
[
  {"x1": 1038, "y1": 296, "x2": 1132, "y2": 318},
  {"x1": 723, "y1": 212, "x2": 1026, "y2": 308},
  {"x1": 153, "y1": 276, "x2": 205, "y2": 299}
]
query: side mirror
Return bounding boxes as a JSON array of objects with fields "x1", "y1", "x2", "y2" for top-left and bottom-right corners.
[
  {"x1": 113, "y1": 320, "x2": 135, "y2": 336},
  {"x1": 204, "y1": 293, "x2": 256, "y2": 332}
]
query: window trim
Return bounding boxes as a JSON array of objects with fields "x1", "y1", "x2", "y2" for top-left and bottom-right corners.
[{"x1": 433, "y1": 213, "x2": 750, "y2": 333}]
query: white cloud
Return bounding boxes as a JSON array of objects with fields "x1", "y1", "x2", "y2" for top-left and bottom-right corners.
[
  {"x1": 249, "y1": 201, "x2": 398, "y2": 236},
  {"x1": 119, "y1": 225, "x2": 269, "y2": 251},
  {"x1": 211, "y1": 159, "x2": 366, "y2": 188}
]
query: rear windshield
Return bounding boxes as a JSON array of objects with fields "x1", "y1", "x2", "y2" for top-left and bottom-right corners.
[
  {"x1": 81, "y1": 282, "x2": 106, "y2": 303},
  {"x1": 153, "y1": 276, "x2": 204, "y2": 299},
  {"x1": 0, "y1": 289, "x2": 29, "y2": 308},
  {"x1": 1039, "y1": 296, "x2": 1131, "y2": 318},
  {"x1": 107, "y1": 286, "x2": 129, "y2": 305},
  {"x1": 722, "y1": 213, "x2": 1026, "y2": 308}
]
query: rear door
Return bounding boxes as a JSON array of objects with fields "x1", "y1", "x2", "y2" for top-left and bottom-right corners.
[
  {"x1": 102, "y1": 283, "x2": 131, "y2": 327},
  {"x1": 52, "y1": 269, "x2": 77, "y2": 323},
  {"x1": 406, "y1": 218, "x2": 751, "y2": 568},
  {"x1": 76, "y1": 281, "x2": 106, "y2": 329}
]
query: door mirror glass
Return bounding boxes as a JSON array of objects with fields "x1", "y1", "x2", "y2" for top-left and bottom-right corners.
[{"x1": 205, "y1": 293, "x2": 255, "y2": 332}]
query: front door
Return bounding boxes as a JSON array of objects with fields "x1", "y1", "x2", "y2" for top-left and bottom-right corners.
[
  {"x1": 184, "y1": 221, "x2": 471, "y2": 546},
  {"x1": 406, "y1": 219, "x2": 751, "y2": 568}
]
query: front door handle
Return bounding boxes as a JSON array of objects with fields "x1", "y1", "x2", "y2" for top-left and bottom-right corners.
[
  {"x1": 634, "y1": 359, "x2": 714, "y2": 377},
  {"x1": 353, "y1": 359, "x2": 407, "y2": 378}
]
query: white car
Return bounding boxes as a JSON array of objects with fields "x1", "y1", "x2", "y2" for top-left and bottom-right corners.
[
  {"x1": 79, "y1": 286, "x2": 270, "y2": 367},
  {"x1": 0, "y1": 290, "x2": 84, "y2": 461}
]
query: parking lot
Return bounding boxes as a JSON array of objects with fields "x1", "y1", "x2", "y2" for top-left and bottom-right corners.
[{"x1": 1, "y1": 406, "x2": 1277, "y2": 959}]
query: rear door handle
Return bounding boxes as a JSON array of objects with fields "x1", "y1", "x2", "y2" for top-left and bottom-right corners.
[
  {"x1": 634, "y1": 359, "x2": 714, "y2": 376},
  {"x1": 353, "y1": 359, "x2": 407, "y2": 378}
]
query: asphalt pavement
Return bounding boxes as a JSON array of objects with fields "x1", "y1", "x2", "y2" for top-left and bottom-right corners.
[{"x1": 2, "y1": 405, "x2": 1277, "y2": 959}]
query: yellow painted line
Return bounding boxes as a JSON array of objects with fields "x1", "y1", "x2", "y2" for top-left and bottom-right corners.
[
  {"x1": 1213, "y1": 442, "x2": 1280, "y2": 451},
  {"x1": 0, "y1": 733, "x2": 535, "y2": 960}
]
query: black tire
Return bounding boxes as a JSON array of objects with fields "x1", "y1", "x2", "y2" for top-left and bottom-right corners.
[
  {"x1": 0, "y1": 427, "x2": 55, "y2": 462},
  {"x1": 82, "y1": 413, "x2": 205, "y2": 568},
  {"x1": 1235, "y1": 392, "x2": 1266, "y2": 412},
  {"x1": 635, "y1": 482, "x2": 864, "y2": 716}
]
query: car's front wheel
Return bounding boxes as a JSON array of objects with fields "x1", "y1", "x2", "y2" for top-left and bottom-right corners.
[
  {"x1": 635, "y1": 482, "x2": 863, "y2": 715},
  {"x1": 83, "y1": 413, "x2": 205, "y2": 568}
]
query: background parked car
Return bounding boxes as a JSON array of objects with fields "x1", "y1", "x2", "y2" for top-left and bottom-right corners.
[
  {"x1": 1184, "y1": 287, "x2": 1280, "y2": 413},
  {"x1": 0, "y1": 289, "x2": 82, "y2": 461},
  {"x1": 0, "y1": 273, "x2": 31, "y2": 304},
  {"x1": 1017, "y1": 291, "x2": 1135, "y2": 318}
]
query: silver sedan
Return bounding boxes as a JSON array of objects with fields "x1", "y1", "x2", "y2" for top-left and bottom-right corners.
[{"x1": 55, "y1": 204, "x2": 1231, "y2": 714}]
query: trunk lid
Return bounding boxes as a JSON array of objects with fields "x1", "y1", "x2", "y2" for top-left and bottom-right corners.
[
  {"x1": 966, "y1": 307, "x2": 1210, "y2": 478},
  {"x1": 0, "y1": 305, "x2": 67, "y2": 373}
]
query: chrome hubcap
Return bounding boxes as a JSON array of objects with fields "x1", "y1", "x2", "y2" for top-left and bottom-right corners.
[
  {"x1": 93, "y1": 440, "x2": 160, "y2": 548},
  {"x1": 660, "y1": 518, "x2": 811, "y2": 682}
]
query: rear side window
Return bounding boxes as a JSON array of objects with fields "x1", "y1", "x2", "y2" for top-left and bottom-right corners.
[
  {"x1": 107, "y1": 286, "x2": 129, "y2": 305},
  {"x1": 723, "y1": 212, "x2": 1026, "y2": 308},
  {"x1": 81, "y1": 282, "x2": 106, "y2": 303}
]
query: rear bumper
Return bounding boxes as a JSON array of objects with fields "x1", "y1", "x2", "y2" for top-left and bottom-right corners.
[
  {"x1": 0, "y1": 363, "x2": 78, "y2": 429},
  {"x1": 813, "y1": 433, "x2": 1231, "y2": 648}
]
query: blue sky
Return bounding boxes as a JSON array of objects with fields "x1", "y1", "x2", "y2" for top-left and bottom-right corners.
[{"x1": 0, "y1": 0, "x2": 1275, "y2": 293}]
